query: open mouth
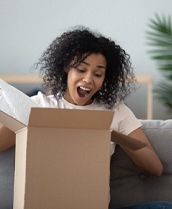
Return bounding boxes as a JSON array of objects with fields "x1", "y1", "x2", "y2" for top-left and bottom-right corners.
[{"x1": 77, "y1": 86, "x2": 91, "y2": 98}]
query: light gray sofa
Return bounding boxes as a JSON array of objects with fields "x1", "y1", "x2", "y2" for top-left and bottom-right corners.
[
  {"x1": 0, "y1": 120, "x2": 172, "y2": 209},
  {"x1": 110, "y1": 119, "x2": 172, "y2": 208}
]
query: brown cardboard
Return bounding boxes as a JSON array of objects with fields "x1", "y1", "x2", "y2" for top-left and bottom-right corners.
[
  {"x1": 12, "y1": 108, "x2": 114, "y2": 209},
  {"x1": 0, "y1": 111, "x2": 25, "y2": 132},
  {"x1": 28, "y1": 108, "x2": 113, "y2": 129}
]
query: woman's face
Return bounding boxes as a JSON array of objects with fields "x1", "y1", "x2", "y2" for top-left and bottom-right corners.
[{"x1": 64, "y1": 53, "x2": 107, "y2": 106}]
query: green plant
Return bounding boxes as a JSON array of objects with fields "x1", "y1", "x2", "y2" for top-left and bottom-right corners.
[{"x1": 146, "y1": 13, "x2": 172, "y2": 113}]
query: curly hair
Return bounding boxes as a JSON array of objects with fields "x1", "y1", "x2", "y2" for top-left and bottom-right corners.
[{"x1": 36, "y1": 26, "x2": 136, "y2": 109}]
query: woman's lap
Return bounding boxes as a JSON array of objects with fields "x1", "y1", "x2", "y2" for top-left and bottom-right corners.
[{"x1": 110, "y1": 201, "x2": 172, "y2": 209}]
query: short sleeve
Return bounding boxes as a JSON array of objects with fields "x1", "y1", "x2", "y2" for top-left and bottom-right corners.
[{"x1": 110, "y1": 102, "x2": 142, "y2": 135}]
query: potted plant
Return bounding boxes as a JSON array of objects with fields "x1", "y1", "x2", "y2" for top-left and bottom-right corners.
[{"x1": 146, "y1": 13, "x2": 172, "y2": 114}]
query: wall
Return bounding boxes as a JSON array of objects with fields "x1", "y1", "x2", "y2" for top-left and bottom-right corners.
[{"x1": 0, "y1": 0, "x2": 172, "y2": 119}]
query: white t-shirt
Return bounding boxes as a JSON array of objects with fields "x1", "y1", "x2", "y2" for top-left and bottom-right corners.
[{"x1": 31, "y1": 91, "x2": 142, "y2": 156}]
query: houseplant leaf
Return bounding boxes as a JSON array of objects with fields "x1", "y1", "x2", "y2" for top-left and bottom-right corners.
[{"x1": 146, "y1": 14, "x2": 172, "y2": 114}]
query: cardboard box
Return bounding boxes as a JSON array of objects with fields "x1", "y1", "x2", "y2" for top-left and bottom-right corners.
[
  {"x1": 0, "y1": 79, "x2": 114, "y2": 209},
  {"x1": 0, "y1": 79, "x2": 146, "y2": 209},
  {"x1": 1, "y1": 108, "x2": 114, "y2": 209}
]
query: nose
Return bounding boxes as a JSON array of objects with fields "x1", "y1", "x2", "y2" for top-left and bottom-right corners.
[{"x1": 83, "y1": 73, "x2": 93, "y2": 84}]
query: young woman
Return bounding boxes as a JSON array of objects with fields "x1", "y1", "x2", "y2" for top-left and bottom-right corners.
[{"x1": 0, "y1": 26, "x2": 163, "y2": 177}]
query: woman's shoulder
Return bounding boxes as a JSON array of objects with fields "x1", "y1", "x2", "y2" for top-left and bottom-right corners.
[
  {"x1": 111, "y1": 101, "x2": 142, "y2": 135},
  {"x1": 114, "y1": 101, "x2": 132, "y2": 112}
]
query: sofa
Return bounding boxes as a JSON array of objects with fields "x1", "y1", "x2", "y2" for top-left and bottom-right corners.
[
  {"x1": 110, "y1": 119, "x2": 172, "y2": 208},
  {"x1": 0, "y1": 119, "x2": 172, "y2": 209}
]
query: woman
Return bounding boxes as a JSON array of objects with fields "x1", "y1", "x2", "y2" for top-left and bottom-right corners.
[{"x1": 0, "y1": 26, "x2": 163, "y2": 176}]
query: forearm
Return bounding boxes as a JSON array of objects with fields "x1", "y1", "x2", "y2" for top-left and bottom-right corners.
[
  {"x1": 0, "y1": 124, "x2": 16, "y2": 152},
  {"x1": 123, "y1": 128, "x2": 163, "y2": 176},
  {"x1": 124, "y1": 146, "x2": 163, "y2": 176}
]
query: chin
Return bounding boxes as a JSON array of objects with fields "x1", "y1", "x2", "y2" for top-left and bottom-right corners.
[
  {"x1": 74, "y1": 95, "x2": 93, "y2": 106},
  {"x1": 74, "y1": 100, "x2": 91, "y2": 106}
]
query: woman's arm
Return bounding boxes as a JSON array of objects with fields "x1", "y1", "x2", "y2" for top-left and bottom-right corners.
[
  {"x1": 122, "y1": 128, "x2": 163, "y2": 176},
  {"x1": 0, "y1": 124, "x2": 15, "y2": 152}
]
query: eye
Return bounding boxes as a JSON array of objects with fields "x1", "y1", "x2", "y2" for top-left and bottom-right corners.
[
  {"x1": 94, "y1": 73, "x2": 103, "y2": 78},
  {"x1": 76, "y1": 68, "x2": 85, "y2": 73}
]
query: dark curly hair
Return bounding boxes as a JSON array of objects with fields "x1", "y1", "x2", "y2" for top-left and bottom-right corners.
[{"x1": 36, "y1": 26, "x2": 136, "y2": 109}]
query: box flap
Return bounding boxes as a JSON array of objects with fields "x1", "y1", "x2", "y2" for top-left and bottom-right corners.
[
  {"x1": 111, "y1": 130, "x2": 147, "y2": 150},
  {"x1": 0, "y1": 79, "x2": 38, "y2": 126},
  {"x1": 0, "y1": 111, "x2": 25, "y2": 132},
  {"x1": 28, "y1": 108, "x2": 114, "y2": 130}
]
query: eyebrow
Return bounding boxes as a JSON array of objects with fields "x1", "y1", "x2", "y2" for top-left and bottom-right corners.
[{"x1": 81, "y1": 61, "x2": 106, "y2": 69}]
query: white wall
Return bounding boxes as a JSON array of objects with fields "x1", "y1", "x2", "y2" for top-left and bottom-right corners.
[{"x1": 0, "y1": 0, "x2": 172, "y2": 119}]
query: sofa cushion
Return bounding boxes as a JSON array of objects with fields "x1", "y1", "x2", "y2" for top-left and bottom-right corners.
[{"x1": 109, "y1": 120, "x2": 172, "y2": 208}]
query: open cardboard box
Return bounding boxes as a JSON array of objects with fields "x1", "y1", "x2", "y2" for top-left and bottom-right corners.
[{"x1": 0, "y1": 79, "x2": 146, "y2": 209}]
